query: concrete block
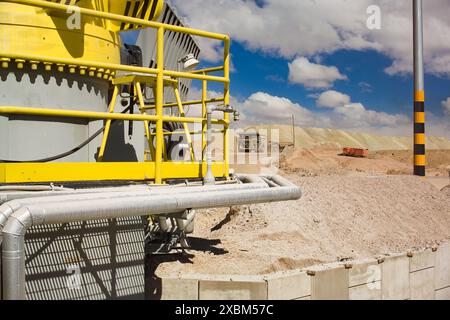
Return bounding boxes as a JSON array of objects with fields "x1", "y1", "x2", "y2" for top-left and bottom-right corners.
[
  {"x1": 349, "y1": 259, "x2": 381, "y2": 287},
  {"x1": 349, "y1": 282, "x2": 381, "y2": 300},
  {"x1": 435, "y1": 242, "x2": 450, "y2": 290},
  {"x1": 199, "y1": 279, "x2": 267, "y2": 300},
  {"x1": 435, "y1": 287, "x2": 450, "y2": 300},
  {"x1": 310, "y1": 266, "x2": 349, "y2": 300},
  {"x1": 410, "y1": 268, "x2": 435, "y2": 300},
  {"x1": 381, "y1": 255, "x2": 410, "y2": 300},
  {"x1": 295, "y1": 296, "x2": 311, "y2": 300},
  {"x1": 410, "y1": 249, "x2": 435, "y2": 272},
  {"x1": 266, "y1": 271, "x2": 311, "y2": 300},
  {"x1": 189, "y1": 274, "x2": 264, "y2": 282},
  {"x1": 158, "y1": 278, "x2": 199, "y2": 300}
]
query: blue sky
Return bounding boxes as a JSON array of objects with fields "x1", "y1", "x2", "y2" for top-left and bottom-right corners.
[
  {"x1": 122, "y1": 0, "x2": 450, "y2": 137},
  {"x1": 229, "y1": 43, "x2": 450, "y2": 117}
]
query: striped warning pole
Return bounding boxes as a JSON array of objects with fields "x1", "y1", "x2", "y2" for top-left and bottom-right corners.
[{"x1": 413, "y1": 0, "x2": 426, "y2": 177}]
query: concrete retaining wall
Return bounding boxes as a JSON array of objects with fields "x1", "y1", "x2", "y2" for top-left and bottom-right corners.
[{"x1": 152, "y1": 242, "x2": 450, "y2": 300}]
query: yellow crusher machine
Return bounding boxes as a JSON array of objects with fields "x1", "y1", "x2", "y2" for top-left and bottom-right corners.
[{"x1": 0, "y1": 0, "x2": 301, "y2": 300}]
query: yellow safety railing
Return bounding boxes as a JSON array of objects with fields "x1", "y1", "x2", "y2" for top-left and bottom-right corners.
[{"x1": 0, "y1": 0, "x2": 231, "y2": 184}]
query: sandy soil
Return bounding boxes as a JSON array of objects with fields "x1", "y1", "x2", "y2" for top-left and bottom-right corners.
[
  {"x1": 281, "y1": 148, "x2": 450, "y2": 177},
  {"x1": 372, "y1": 149, "x2": 450, "y2": 177},
  {"x1": 154, "y1": 148, "x2": 450, "y2": 277},
  {"x1": 246, "y1": 125, "x2": 450, "y2": 150},
  {"x1": 155, "y1": 175, "x2": 450, "y2": 277},
  {"x1": 443, "y1": 186, "x2": 450, "y2": 197}
]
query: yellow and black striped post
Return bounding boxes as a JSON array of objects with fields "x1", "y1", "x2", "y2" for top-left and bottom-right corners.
[
  {"x1": 413, "y1": 0, "x2": 426, "y2": 177},
  {"x1": 414, "y1": 91, "x2": 425, "y2": 176}
]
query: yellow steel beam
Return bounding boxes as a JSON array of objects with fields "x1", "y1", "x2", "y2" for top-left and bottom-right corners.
[
  {"x1": 155, "y1": 26, "x2": 164, "y2": 184},
  {"x1": 0, "y1": 106, "x2": 226, "y2": 125},
  {"x1": 112, "y1": 74, "x2": 178, "y2": 87},
  {"x1": 163, "y1": 115, "x2": 225, "y2": 125},
  {"x1": 98, "y1": 85, "x2": 119, "y2": 161},
  {"x1": 151, "y1": 129, "x2": 225, "y2": 136},
  {"x1": 201, "y1": 78, "x2": 207, "y2": 176},
  {"x1": 164, "y1": 70, "x2": 228, "y2": 83},
  {"x1": 0, "y1": 162, "x2": 226, "y2": 184},
  {"x1": 144, "y1": 97, "x2": 225, "y2": 110},
  {"x1": 135, "y1": 82, "x2": 156, "y2": 161},
  {"x1": 191, "y1": 66, "x2": 224, "y2": 75},
  {"x1": 223, "y1": 37, "x2": 231, "y2": 177},
  {"x1": 174, "y1": 86, "x2": 196, "y2": 161}
]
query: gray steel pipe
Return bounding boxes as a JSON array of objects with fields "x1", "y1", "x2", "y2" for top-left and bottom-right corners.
[
  {"x1": 1, "y1": 175, "x2": 300, "y2": 299},
  {"x1": 413, "y1": 0, "x2": 426, "y2": 177},
  {"x1": 0, "y1": 174, "x2": 268, "y2": 244},
  {"x1": 0, "y1": 175, "x2": 267, "y2": 298},
  {"x1": 0, "y1": 175, "x2": 265, "y2": 227},
  {"x1": 0, "y1": 185, "x2": 72, "y2": 192},
  {"x1": 413, "y1": 0, "x2": 424, "y2": 93},
  {"x1": 0, "y1": 183, "x2": 214, "y2": 203},
  {"x1": 0, "y1": 184, "x2": 151, "y2": 204}
]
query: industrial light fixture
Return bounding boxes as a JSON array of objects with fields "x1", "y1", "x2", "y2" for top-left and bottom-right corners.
[{"x1": 178, "y1": 53, "x2": 200, "y2": 71}]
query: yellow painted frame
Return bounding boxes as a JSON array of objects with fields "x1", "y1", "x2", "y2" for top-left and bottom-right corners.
[
  {"x1": 0, "y1": 0, "x2": 231, "y2": 185},
  {"x1": 0, "y1": 162, "x2": 226, "y2": 184}
]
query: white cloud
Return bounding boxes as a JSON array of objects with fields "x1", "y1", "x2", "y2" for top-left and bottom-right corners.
[
  {"x1": 442, "y1": 98, "x2": 450, "y2": 116},
  {"x1": 235, "y1": 92, "x2": 329, "y2": 128},
  {"x1": 315, "y1": 90, "x2": 410, "y2": 131},
  {"x1": 233, "y1": 91, "x2": 414, "y2": 136},
  {"x1": 288, "y1": 57, "x2": 347, "y2": 89},
  {"x1": 184, "y1": 88, "x2": 449, "y2": 138},
  {"x1": 172, "y1": 0, "x2": 450, "y2": 77},
  {"x1": 317, "y1": 90, "x2": 351, "y2": 108},
  {"x1": 333, "y1": 103, "x2": 409, "y2": 130}
]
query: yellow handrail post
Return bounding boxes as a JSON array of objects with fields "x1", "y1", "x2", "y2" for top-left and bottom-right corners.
[
  {"x1": 202, "y1": 77, "x2": 207, "y2": 176},
  {"x1": 155, "y1": 26, "x2": 164, "y2": 184},
  {"x1": 174, "y1": 86, "x2": 196, "y2": 161},
  {"x1": 223, "y1": 36, "x2": 231, "y2": 178},
  {"x1": 98, "y1": 85, "x2": 119, "y2": 161},
  {"x1": 135, "y1": 82, "x2": 156, "y2": 161}
]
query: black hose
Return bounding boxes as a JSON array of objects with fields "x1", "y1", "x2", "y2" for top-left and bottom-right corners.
[
  {"x1": 0, "y1": 126, "x2": 105, "y2": 163},
  {"x1": 0, "y1": 103, "x2": 136, "y2": 163}
]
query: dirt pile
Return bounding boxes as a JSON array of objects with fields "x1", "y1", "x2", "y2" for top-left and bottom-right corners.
[
  {"x1": 155, "y1": 175, "x2": 450, "y2": 277},
  {"x1": 280, "y1": 148, "x2": 450, "y2": 177},
  {"x1": 153, "y1": 136, "x2": 449, "y2": 277},
  {"x1": 246, "y1": 125, "x2": 450, "y2": 150},
  {"x1": 372, "y1": 150, "x2": 450, "y2": 176}
]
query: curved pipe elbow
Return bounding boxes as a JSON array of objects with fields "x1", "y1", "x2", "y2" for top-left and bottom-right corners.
[
  {"x1": 0, "y1": 200, "x2": 25, "y2": 235},
  {"x1": 2, "y1": 207, "x2": 34, "y2": 238}
]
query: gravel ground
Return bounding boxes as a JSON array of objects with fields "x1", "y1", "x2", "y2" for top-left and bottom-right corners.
[{"x1": 155, "y1": 174, "x2": 450, "y2": 277}]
